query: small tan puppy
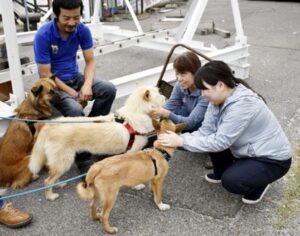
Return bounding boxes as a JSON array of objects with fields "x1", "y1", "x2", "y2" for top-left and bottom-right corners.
[{"x1": 76, "y1": 119, "x2": 185, "y2": 234}]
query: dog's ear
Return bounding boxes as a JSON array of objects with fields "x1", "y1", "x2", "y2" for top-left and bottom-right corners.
[
  {"x1": 31, "y1": 85, "x2": 44, "y2": 97},
  {"x1": 143, "y1": 90, "x2": 150, "y2": 101},
  {"x1": 49, "y1": 73, "x2": 57, "y2": 81},
  {"x1": 152, "y1": 119, "x2": 161, "y2": 131},
  {"x1": 175, "y1": 123, "x2": 186, "y2": 133}
]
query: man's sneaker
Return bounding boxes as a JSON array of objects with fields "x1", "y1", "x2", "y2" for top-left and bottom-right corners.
[
  {"x1": 0, "y1": 203, "x2": 33, "y2": 228},
  {"x1": 205, "y1": 173, "x2": 221, "y2": 184},
  {"x1": 242, "y1": 184, "x2": 270, "y2": 204}
]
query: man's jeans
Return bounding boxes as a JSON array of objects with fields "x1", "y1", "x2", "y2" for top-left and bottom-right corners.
[{"x1": 53, "y1": 74, "x2": 116, "y2": 117}]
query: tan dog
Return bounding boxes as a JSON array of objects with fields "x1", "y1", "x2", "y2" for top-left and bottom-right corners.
[
  {"x1": 0, "y1": 76, "x2": 57, "y2": 189},
  {"x1": 29, "y1": 86, "x2": 165, "y2": 201},
  {"x1": 76, "y1": 119, "x2": 186, "y2": 234}
]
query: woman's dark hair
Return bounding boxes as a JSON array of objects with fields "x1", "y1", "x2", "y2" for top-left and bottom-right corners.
[
  {"x1": 173, "y1": 51, "x2": 201, "y2": 75},
  {"x1": 53, "y1": 0, "x2": 84, "y2": 17},
  {"x1": 194, "y1": 60, "x2": 266, "y2": 102}
]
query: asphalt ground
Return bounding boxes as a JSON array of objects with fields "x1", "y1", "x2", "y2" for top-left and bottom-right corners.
[{"x1": 1, "y1": 0, "x2": 300, "y2": 235}]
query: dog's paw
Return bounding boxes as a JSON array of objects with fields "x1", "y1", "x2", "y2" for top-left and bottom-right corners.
[
  {"x1": 133, "y1": 184, "x2": 145, "y2": 190},
  {"x1": 46, "y1": 193, "x2": 60, "y2": 201},
  {"x1": 158, "y1": 202, "x2": 170, "y2": 211},
  {"x1": 92, "y1": 213, "x2": 101, "y2": 221},
  {"x1": 32, "y1": 174, "x2": 39, "y2": 181},
  {"x1": 105, "y1": 226, "x2": 118, "y2": 234}
]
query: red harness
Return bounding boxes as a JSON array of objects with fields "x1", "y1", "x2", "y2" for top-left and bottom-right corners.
[
  {"x1": 124, "y1": 123, "x2": 156, "y2": 150},
  {"x1": 124, "y1": 123, "x2": 141, "y2": 150},
  {"x1": 114, "y1": 116, "x2": 155, "y2": 150}
]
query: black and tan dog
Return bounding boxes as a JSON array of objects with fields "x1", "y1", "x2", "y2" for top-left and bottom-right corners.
[
  {"x1": 76, "y1": 119, "x2": 185, "y2": 234},
  {"x1": 0, "y1": 75, "x2": 57, "y2": 189}
]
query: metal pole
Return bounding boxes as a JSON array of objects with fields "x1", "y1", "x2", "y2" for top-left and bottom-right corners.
[
  {"x1": 124, "y1": 0, "x2": 143, "y2": 33},
  {"x1": 136, "y1": 0, "x2": 138, "y2": 14},
  {"x1": 92, "y1": 0, "x2": 101, "y2": 23},
  {"x1": 39, "y1": 8, "x2": 53, "y2": 24},
  {"x1": 82, "y1": 0, "x2": 91, "y2": 22},
  {"x1": 47, "y1": 0, "x2": 52, "y2": 9},
  {"x1": 33, "y1": 0, "x2": 37, "y2": 12},
  {"x1": 231, "y1": 0, "x2": 247, "y2": 44},
  {"x1": 23, "y1": 0, "x2": 31, "y2": 31},
  {"x1": 0, "y1": 0, "x2": 25, "y2": 104},
  {"x1": 175, "y1": 0, "x2": 208, "y2": 43}
]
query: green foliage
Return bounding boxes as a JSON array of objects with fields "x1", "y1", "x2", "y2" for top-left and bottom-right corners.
[{"x1": 275, "y1": 145, "x2": 300, "y2": 229}]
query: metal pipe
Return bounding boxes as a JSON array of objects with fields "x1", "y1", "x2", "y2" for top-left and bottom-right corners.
[
  {"x1": 23, "y1": 0, "x2": 31, "y2": 31},
  {"x1": 33, "y1": 0, "x2": 37, "y2": 12},
  {"x1": 0, "y1": 0, "x2": 25, "y2": 104},
  {"x1": 231, "y1": 0, "x2": 247, "y2": 44},
  {"x1": 175, "y1": 0, "x2": 208, "y2": 43},
  {"x1": 124, "y1": 0, "x2": 143, "y2": 33}
]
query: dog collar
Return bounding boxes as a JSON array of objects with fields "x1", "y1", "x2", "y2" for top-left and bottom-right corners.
[
  {"x1": 151, "y1": 158, "x2": 158, "y2": 176},
  {"x1": 144, "y1": 148, "x2": 158, "y2": 176},
  {"x1": 155, "y1": 148, "x2": 172, "y2": 162}
]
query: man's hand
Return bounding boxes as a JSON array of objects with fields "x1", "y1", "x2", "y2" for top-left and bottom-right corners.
[
  {"x1": 79, "y1": 82, "x2": 93, "y2": 102},
  {"x1": 157, "y1": 131, "x2": 183, "y2": 148},
  {"x1": 68, "y1": 88, "x2": 79, "y2": 98}
]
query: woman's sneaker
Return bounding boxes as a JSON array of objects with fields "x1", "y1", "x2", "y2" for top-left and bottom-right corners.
[
  {"x1": 242, "y1": 184, "x2": 270, "y2": 204},
  {"x1": 205, "y1": 173, "x2": 221, "y2": 184}
]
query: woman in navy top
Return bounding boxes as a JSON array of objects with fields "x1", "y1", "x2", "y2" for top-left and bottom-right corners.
[{"x1": 151, "y1": 52, "x2": 208, "y2": 132}]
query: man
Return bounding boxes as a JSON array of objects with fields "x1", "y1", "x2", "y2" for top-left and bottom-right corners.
[{"x1": 34, "y1": 0, "x2": 116, "y2": 173}]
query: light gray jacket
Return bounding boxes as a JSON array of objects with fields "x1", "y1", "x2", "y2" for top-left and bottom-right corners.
[{"x1": 181, "y1": 84, "x2": 292, "y2": 161}]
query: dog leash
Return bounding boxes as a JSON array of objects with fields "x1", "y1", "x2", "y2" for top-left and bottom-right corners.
[
  {"x1": 0, "y1": 173, "x2": 87, "y2": 201},
  {"x1": 0, "y1": 116, "x2": 104, "y2": 124}
]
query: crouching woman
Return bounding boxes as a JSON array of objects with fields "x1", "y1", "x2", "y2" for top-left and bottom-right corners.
[{"x1": 157, "y1": 60, "x2": 292, "y2": 204}]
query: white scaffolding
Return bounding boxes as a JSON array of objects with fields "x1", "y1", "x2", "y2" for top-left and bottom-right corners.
[{"x1": 0, "y1": 0, "x2": 249, "y2": 136}]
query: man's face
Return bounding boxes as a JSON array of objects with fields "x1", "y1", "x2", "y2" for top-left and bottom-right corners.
[{"x1": 56, "y1": 7, "x2": 81, "y2": 35}]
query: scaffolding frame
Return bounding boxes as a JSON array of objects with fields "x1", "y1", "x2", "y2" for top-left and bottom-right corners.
[{"x1": 0, "y1": 0, "x2": 249, "y2": 136}]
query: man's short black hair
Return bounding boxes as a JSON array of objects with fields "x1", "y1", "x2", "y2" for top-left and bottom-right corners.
[{"x1": 52, "y1": 0, "x2": 84, "y2": 17}]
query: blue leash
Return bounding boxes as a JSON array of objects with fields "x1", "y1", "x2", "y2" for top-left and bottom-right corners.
[
  {"x1": 0, "y1": 116, "x2": 101, "y2": 123},
  {"x1": 0, "y1": 173, "x2": 87, "y2": 201}
]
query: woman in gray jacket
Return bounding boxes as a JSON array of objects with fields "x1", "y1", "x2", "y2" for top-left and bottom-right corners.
[{"x1": 157, "y1": 60, "x2": 292, "y2": 204}]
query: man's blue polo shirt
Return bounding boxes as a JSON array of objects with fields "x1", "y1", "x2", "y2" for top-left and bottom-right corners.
[{"x1": 34, "y1": 20, "x2": 93, "y2": 81}]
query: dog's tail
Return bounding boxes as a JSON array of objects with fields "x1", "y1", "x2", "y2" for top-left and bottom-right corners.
[
  {"x1": 28, "y1": 130, "x2": 47, "y2": 175},
  {"x1": 76, "y1": 164, "x2": 102, "y2": 200},
  {"x1": 76, "y1": 182, "x2": 95, "y2": 200}
]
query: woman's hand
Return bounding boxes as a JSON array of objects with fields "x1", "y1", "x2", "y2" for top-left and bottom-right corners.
[
  {"x1": 157, "y1": 131, "x2": 183, "y2": 148},
  {"x1": 150, "y1": 107, "x2": 171, "y2": 119}
]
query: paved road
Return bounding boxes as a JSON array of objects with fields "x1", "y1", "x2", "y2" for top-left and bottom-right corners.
[{"x1": 1, "y1": 0, "x2": 300, "y2": 235}]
